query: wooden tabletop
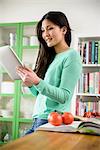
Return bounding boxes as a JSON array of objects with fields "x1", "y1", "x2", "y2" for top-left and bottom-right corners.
[{"x1": 0, "y1": 131, "x2": 100, "y2": 150}]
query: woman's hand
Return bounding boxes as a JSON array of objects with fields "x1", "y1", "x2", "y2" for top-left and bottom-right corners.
[{"x1": 16, "y1": 66, "x2": 41, "y2": 87}]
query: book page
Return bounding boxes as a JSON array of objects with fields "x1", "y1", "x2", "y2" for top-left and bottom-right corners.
[
  {"x1": 37, "y1": 121, "x2": 81, "y2": 133},
  {"x1": 74, "y1": 116, "x2": 100, "y2": 125},
  {"x1": 37, "y1": 120, "x2": 100, "y2": 135},
  {"x1": 78, "y1": 126, "x2": 100, "y2": 135}
]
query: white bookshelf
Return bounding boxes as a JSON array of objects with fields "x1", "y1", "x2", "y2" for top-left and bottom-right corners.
[{"x1": 72, "y1": 36, "x2": 100, "y2": 116}]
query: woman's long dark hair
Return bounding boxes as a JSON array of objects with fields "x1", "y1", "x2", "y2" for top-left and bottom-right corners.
[{"x1": 34, "y1": 11, "x2": 71, "y2": 79}]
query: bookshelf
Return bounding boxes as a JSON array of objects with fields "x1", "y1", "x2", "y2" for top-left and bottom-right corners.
[
  {"x1": 0, "y1": 22, "x2": 39, "y2": 144},
  {"x1": 75, "y1": 36, "x2": 100, "y2": 117}
]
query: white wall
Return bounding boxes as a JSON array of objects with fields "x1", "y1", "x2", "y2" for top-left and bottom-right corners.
[{"x1": 0, "y1": 0, "x2": 100, "y2": 36}]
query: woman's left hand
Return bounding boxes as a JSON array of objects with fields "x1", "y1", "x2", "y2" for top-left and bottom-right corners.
[{"x1": 16, "y1": 66, "x2": 41, "y2": 87}]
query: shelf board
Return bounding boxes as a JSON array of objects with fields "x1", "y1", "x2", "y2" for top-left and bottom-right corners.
[
  {"x1": 76, "y1": 93, "x2": 100, "y2": 102},
  {"x1": 18, "y1": 118, "x2": 33, "y2": 123},
  {"x1": 82, "y1": 64, "x2": 100, "y2": 73},
  {"x1": 79, "y1": 36, "x2": 100, "y2": 41},
  {"x1": 0, "y1": 117, "x2": 33, "y2": 123},
  {"x1": 76, "y1": 93, "x2": 100, "y2": 97},
  {"x1": 22, "y1": 21, "x2": 38, "y2": 26},
  {"x1": 83, "y1": 64, "x2": 100, "y2": 67},
  {"x1": 23, "y1": 45, "x2": 39, "y2": 49},
  {"x1": 0, "y1": 94, "x2": 14, "y2": 97},
  {"x1": 0, "y1": 117, "x2": 13, "y2": 122},
  {"x1": 22, "y1": 93, "x2": 33, "y2": 97}
]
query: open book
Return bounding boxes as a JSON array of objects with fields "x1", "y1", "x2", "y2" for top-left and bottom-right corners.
[{"x1": 37, "y1": 117, "x2": 100, "y2": 136}]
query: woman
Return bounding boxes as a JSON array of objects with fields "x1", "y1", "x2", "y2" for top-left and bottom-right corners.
[{"x1": 16, "y1": 11, "x2": 82, "y2": 134}]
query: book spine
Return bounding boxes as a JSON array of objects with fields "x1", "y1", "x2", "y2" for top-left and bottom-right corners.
[
  {"x1": 94, "y1": 72, "x2": 99, "y2": 94},
  {"x1": 94, "y1": 41, "x2": 98, "y2": 64},
  {"x1": 83, "y1": 42, "x2": 87, "y2": 64},
  {"x1": 89, "y1": 73, "x2": 95, "y2": 93},
  {"x1": 98, "y1": 41, "x2": 100, "y2": 64},
  {"x1": 86, "y1": 42, "x2": 89, "y2": 64},
  {"x1": 79, "y1": 100, "x2": 85, "y2": 116},
  {"x1": 91, "y1": 41, "x2": 95, "y2": 64},
  {"x1": 88, "y1": 41, "x2": 92, "y2": 64},
  {"x1": 99, "y1": 72, "x2": 100, "y2": 94},
  {"x1": 76, "y1": 97, "x2": 79, "y2": 115}
]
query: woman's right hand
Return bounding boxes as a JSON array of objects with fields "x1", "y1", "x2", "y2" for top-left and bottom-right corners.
[{"x1": 16, "y1": 66, "x2": 41, "y2": 87}]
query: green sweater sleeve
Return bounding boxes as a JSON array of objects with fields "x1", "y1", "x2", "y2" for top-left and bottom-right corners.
[
  {"x1": 34, "y1": 60, "x2": 82, "y2": 104},
  {"x1": 29, "y1": 86, "x2": 38, "y2": 97}
]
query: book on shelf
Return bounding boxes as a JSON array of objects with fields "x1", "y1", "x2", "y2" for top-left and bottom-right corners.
[
  {"x1": 75, "y1": 97, "x2": 100, "y2": 116},
  {"x1": 37, "y1": 116, "x2": 100, "y2": 136},
  {"x1": 94, "y1": 41, "x2": 98, "y2": 64},
  {"x1": 78, "y1": 72, "x2": 100, "y2": 94},
  {"x1": 78, "y1": 40, "x2": 100, "y2": 64}
]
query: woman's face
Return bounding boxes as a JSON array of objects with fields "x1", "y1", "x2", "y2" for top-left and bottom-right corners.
[{"x1": 41, "y1": 19, "x2": 66, "y2": 49}]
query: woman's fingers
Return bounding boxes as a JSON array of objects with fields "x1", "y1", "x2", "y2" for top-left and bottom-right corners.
[
  {"x1": 17, "y1": 65, "x2": 33, "y2": 74},
  {"x1": 23, "y1": 66, "x2": 33, "y2": 72},
  {"x1": 16, "y1": 67, "x2": 26, "y2": 74}
]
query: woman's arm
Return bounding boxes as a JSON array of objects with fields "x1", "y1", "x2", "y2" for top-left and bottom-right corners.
[
  {"x1": 16, "y1": 59, "x2": 82, "y2": 104},
  {"x1": 34, "y1": 60, "x2": 82, "y2": 104}
]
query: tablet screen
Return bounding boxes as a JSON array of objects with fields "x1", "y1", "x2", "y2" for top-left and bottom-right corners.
[{"x1": 0, "y1": 45, "x2": 23, "y2": 80}]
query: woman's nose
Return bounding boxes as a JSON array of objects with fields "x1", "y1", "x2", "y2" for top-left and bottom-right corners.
[{"x1": 44, "y1": 30, "x2": 50, "y2": 37}]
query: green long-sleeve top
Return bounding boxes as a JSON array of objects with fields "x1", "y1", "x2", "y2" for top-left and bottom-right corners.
[{"x1": 29, "y1": 48, "x2": 82, "y2": 119}]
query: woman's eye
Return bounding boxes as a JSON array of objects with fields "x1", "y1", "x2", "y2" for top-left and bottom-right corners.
[
  {"x1": 48, "y1": 27, "x2": 53, "y2": 30},
  {"x1": 41, "y1": 27, "x2": 54, "y2": 33}
]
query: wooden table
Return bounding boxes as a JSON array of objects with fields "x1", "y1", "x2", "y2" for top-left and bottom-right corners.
[{"x1": 0, "y1": 131, "x2": 100, "y2": 150}]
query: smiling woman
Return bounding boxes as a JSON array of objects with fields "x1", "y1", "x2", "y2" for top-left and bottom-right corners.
[
  {"x1": 41, "y1": 19, "x2": 68, "y2": 50},
  {"x1": 16, "y1": 11, "x2": 82, "y2": 135}
]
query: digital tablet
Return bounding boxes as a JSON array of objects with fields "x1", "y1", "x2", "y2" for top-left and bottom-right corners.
[{"x1": 0, "y1": 45, "x2": 23, "y2": 80}]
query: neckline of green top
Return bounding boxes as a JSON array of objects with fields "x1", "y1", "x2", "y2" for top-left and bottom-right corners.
[{"x1": 55, "y1": 48, "x2": 72, "y2": 57}]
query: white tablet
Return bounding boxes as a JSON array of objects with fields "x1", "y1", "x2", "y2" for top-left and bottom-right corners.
[{"x1": 0, "y1": 45, "x2": 23, "y2": 80}]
